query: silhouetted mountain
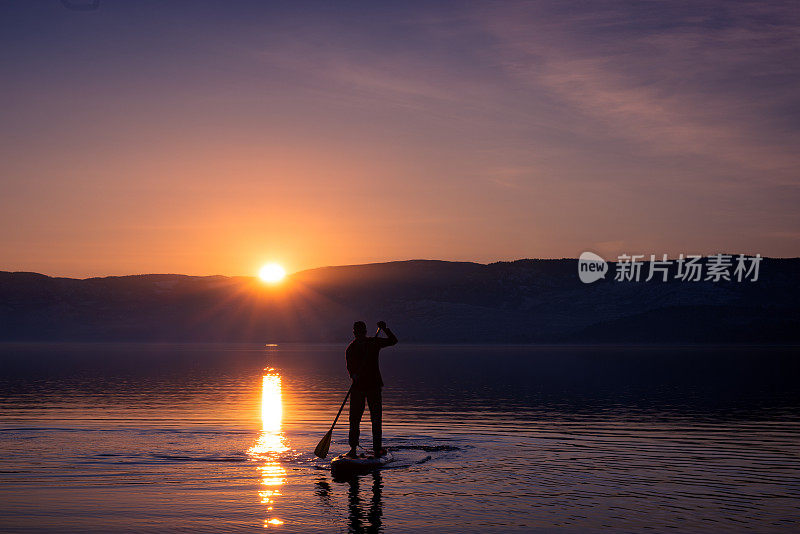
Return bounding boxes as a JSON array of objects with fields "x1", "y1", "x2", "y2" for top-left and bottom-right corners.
[{"x1": 0, "y1": 259, "x2": 798, "y2": 343}]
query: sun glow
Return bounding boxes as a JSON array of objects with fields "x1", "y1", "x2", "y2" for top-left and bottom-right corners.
[
  {"x1": 247, "y1": 368, "x2": 288, "y2": 529},
  {"x1": 259, "y1": 263, "x2": 286, "y2": 283},
  {"x1": 261, "y1": 372, "x2": 283, "y2": 432}
]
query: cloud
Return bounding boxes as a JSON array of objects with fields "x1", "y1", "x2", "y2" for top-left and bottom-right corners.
[{"x1": 478, "y1": 1, "x2": 800, "y2": 182}]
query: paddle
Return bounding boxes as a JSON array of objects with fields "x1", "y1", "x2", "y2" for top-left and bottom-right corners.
[{"x1": 314, "y1": 327, "x2": 381, "y2": 458}]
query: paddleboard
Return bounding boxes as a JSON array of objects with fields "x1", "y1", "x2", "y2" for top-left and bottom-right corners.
[{"x1": 330, "y1": 452, "x2": 394, "y2": 477}]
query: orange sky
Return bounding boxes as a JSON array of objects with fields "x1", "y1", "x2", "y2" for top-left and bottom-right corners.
[{"x1": 1, "y1": 2, "x2": 798, "y2": 277}]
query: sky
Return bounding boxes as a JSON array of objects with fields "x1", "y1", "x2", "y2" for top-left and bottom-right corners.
[{"x1": 1, "y1": 0, "x2": 798, "y2": 277}]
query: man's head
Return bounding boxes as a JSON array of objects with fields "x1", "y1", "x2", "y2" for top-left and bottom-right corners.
[{"x1": 353, "y1": 321, "x2": 367, "y2": 339}]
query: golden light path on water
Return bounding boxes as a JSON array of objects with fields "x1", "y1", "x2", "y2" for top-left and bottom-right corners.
[{"x1": 247, "y1": 368, "x2": 288, "y2": 528}]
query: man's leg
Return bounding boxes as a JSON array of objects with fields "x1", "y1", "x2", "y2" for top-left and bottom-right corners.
[
  {"x1": 366, "y1": 388, "x2": 383, "y2": 455},
  {"x1": 348, "y1": 389, "x2": 366, "y2": 454}
]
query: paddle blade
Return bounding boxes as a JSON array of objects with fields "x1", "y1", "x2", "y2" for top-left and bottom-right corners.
[{"x1": 314, "y1": 429, "x2": 332, "y2": 458}]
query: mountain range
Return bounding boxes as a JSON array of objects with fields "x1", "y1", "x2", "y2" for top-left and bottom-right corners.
[{"x1": 1, "y1": 258, "x2": 798, "y2": 343}]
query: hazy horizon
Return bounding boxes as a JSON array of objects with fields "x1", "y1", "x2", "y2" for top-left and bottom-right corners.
[{"x1": 3, "y1": 253, "x2": 796, "y2": 280}]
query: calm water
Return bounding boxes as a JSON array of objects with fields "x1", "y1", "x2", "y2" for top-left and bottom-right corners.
[{"x1": 1, "y1": 343, "x2": 799, "y2": 533}]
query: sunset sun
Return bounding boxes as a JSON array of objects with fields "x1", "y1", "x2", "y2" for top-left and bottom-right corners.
[{"x1": 259, "y1": 263, "x2": 286, "y2": 283}]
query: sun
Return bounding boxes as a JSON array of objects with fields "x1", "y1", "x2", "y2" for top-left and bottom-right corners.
[{"x1": 259, "y1": 263, "x2": 286, "y2": 283}]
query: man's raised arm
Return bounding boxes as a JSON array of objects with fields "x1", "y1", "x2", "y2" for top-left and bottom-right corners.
[{"x1": 376, "y1": 321, "x2": 398, "y2": 347}]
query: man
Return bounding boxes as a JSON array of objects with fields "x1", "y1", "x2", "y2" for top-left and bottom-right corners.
[{"x1": 346, "y1": 320, "x2": 398, "y2": 458}]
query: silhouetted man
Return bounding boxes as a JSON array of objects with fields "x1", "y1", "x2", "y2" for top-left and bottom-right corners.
[{"x1": 346, "y1": 320, "x2": 398, "y2": 458}]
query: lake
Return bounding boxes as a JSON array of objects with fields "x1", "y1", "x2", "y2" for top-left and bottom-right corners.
[{"x1": 1, "y1": 343, "x2": 799, "y2": 533}]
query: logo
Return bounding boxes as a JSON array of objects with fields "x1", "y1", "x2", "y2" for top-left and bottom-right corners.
[
  {"x1": 578, "y1": 252, "x2": 608, "y2": 284},
  {"x1": 576, "y1": 252, "x2": 762, "y2": 283}
]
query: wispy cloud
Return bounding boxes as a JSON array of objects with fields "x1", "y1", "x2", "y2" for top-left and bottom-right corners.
[{"x1": 478, "y1": 1, "x2": 800, "y2": 180}]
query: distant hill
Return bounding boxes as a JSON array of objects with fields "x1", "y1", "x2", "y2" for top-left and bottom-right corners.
[{"x1": 0, "y1": 258, "x2": 798, "y2": 343}]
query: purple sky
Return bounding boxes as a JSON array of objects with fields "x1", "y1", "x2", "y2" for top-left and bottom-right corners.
[{"x1": 1, "y1": 1, "x2": 798, "y2": 277}]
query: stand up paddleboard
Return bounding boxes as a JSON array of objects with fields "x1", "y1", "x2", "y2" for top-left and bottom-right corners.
[{"x1": 331, "y1": 452, "x2": 394, "y2": 477}]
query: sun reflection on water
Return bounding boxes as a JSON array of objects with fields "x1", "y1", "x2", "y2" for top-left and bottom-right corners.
[{"x1": 248, "y1": 368, "x2": 288, "y2": 528}]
